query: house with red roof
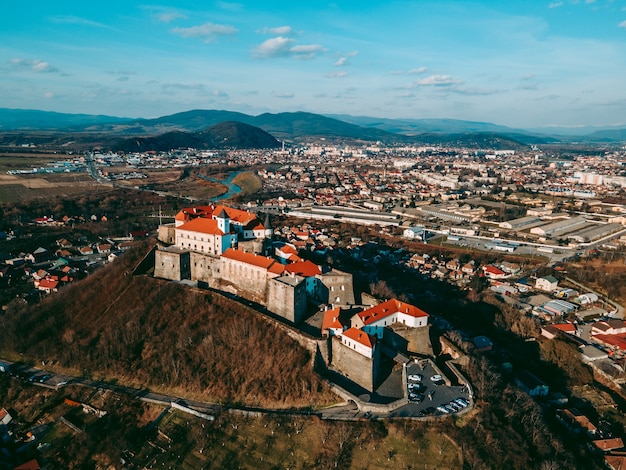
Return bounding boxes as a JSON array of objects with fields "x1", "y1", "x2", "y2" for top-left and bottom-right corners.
[
  {"x1": 482, "y1": 265, "x2": 508, "y2": 280},
  {"x1": 351, "y1": 298, "x2": 429, "y2": 339},
  {"x1": 322, "y1": 307, "x2": 344, "y2": 337}
]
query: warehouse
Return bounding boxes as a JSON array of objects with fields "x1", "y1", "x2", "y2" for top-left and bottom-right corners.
[
  {"x1": 567, "y1": 223, "x2": 623, "y2": 244},
  {"x1": 530, "y1": 216, "x2": 587, "y2": 238}
]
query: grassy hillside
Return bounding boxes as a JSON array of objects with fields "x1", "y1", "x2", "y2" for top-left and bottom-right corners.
[{"x1": 0, "y1": 242, "x2": 335, "y2": 408}]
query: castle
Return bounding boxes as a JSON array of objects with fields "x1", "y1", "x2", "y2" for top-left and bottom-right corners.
[{"x1": 154, "y1": 204, "x2": 354, "y2": 323}]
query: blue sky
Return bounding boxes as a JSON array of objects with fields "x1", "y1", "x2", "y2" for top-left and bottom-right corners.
[{"x1": 1, "y1": 1, "x2": 626, "y2": 128}]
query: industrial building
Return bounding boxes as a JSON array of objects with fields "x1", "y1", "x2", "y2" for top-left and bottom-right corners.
[{"x1": 530, "y1": 216, "x2": 588, "y2": 238}]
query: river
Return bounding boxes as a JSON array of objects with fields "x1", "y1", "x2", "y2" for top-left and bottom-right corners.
[{"x1": 197, "y1": 171, "x2": 242, "y2": 201}]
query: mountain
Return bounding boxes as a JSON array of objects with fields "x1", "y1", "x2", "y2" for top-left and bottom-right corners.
[
  {"x1": 3, "y1": 107, "x2": 624, "y2": 146},
  {"x1": 111, "y1": 121, "x2": 281, "y2": 152},
  {"x1": 0, "y1": 108, "x2": 131, "y2": 130},
  {"x1": 326, "y1": 114, "x2": 531, "y2": 136}
]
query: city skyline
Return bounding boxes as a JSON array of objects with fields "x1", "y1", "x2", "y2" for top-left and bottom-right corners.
[{"x1": 1, "y1": 1, "x2": 626, "y2": 129}]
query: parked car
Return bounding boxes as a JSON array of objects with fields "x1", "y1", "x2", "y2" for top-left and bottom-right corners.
[
  {"x1": 430, "y1": 374, "x2": 445, "y2": 385},
  {"x1": 408, "y1": 374, "x2": 422, "y2": 382}
]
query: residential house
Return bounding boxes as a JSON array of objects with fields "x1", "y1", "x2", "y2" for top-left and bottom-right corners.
[{"x1": 535, "y1": 275, "x2": 559, "y2": 292}]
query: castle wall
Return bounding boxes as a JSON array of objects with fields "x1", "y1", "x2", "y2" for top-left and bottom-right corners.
[
  {"x1": 154, "y1": 249, "x2": 190, "y2": 281},
  {"x1": 219, "y1": 257, "x2": 274, "y2": 304},
  {"x1": 157, "y1": 224, "x2": 176, "y2": 244},
  {"x1": 331, "y1": 336, "x2": 378, "y2": 392},
  {"x1": 316, "y1": 269, "x2": 355, "y2": 306},
  {"x1": 189, "y1": 252, "x2": 221, "y2": 285},
  {"x1": 267, "y1": 276, "x2": 307, "y2": 323}
]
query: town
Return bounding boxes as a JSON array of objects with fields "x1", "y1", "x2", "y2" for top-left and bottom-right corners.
[{"x1": 2, "y1": 140, "x2": 626, "y2": 467}]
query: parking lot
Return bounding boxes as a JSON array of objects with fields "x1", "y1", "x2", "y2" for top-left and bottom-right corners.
[{"x1": 389, "y1": 359, "x2": 472, "y2": 418}]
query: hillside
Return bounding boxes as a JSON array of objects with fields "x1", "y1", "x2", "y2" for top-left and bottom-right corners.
[
  {"x1": 0, "y1": 242, "x2": 334, "y2": 408},
  {"x1": 111, "y1": 121, "x2": 281, "y2": 152}
]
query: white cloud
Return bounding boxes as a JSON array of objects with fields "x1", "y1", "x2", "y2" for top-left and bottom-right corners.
[
  {"x1": 548, "y1": 1, "x2": 564, "y2": 8},
  {"x1": 389, "y1": 67, "x2": 428, "y2": 75},
  {"x1": 253, "y1": 36, "x2": 295, "y2": 58},
  {"x1": 156, "y1": 11, "x2": 188, "y2": 23},
  {"x1": 11, "y1": 58, "x2": 59, "y2": 73},
  {"x1": 272, "y1": 92, "x2": 294, "y2": 98},
  {"x1": 413, "y1": 75, "x2": 463, "y2": 86},
  {"x1": 619, "y1": 20, "x2": 626, "y2": 29},
  {"x1": 171, "y1": 22, "x2": 238, "y2": 42},
  {"x1": 326, "y1": 71, "x2": 348, "y2": 78},
  {"x1": 261, "y1": 26, "x2": 293, "y2": 35},
  {"x1": 290, "y1": 44, "x2": 326, "y2": 60},
  {"x1": 43, "y1": 92, "x2": 54, "y2": 99},
  {"x1": 253, "y1": 38, "x2": 325, "y2": 59},
  {"x1": 334, "y1": 51, "x2": 358, "y2": 66}
]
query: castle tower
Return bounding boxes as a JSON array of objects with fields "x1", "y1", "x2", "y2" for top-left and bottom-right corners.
[{"x1": 215, "y1": 208, "x2": 230, "y2": 234}]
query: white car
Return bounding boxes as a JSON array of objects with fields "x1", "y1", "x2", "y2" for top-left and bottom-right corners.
[
  {"x1": 430, "y1": 374, "x2": 443, "y2": 383},
  {"x1": 408, "y1": 374, "x2": 422, "y2": 382}
]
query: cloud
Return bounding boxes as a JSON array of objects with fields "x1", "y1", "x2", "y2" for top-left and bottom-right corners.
[
  {"x1": 389, "y1": 67, "x2": 428, "y2": 75},
  {"x1": 253, "y1": 36, "x2": 295, "y2": 58},
  {"x1": 49, "y1": 15, "x2": 109, "y2": 28},
  {"x1": 212, "y1": 89, "x2": 229, "y2": 98},
  {"x1": 412, "y1": 75, "x2": 463, "y2": 87},
  {"x1": 261, "y1": 26, "x2": 293, "y2": 35},
  {"x1": 290, "y1": 44, "x2": 326, "y2": 60},
  {"x1": 334, "y1": 51, "x2": 358, "y2": 66},
  {"x1": 171, "y1": 22, "x2": 238, "y2": 42},
  {"x1": 619, "y1": 20, "x2": 626, "y2": 29},
  {"x1": 11, "y1": 58, "x2": 59, "y2": 73},
  {"x1": 156, "y1": 11, "x2": 188, "y2": 23},
  {"x1": 272, "y1": 92, "x2": 294, "y2": 98},
  {"x1": 548, "y1": 1, "x2": 564, "y2": 8},
  {"x1": 326, "y1": 71, "x2": 348, "y2": 78},
  {"x1": 43, "y1": 92, "x2": 54, "y2": 99}
]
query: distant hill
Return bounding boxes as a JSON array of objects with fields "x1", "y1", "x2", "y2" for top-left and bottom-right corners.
[
  {"x1": 3, "y1": 107, "x2": 624, "y2": 146},
  {"x1": 0, "y1": 107, "x2": 131, "y2": 130},
  {"x1": 111, "y1": 121, "x2": 281, "y2": 152}
]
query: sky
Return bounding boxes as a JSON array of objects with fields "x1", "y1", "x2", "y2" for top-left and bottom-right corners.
[{"x1": 1, "y1": 1, "x2": 626, "y2": 129}]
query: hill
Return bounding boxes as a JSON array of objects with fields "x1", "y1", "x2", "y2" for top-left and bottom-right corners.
[
  {"x1": 111, "y1": 121, "x2": 281, "y2": 152},
  {"x1": 0, "y1": 243, "x2": 334, "y2": 408},
  {"x1": 0, "y1": 107, "x2": 131, "y2": 130}
]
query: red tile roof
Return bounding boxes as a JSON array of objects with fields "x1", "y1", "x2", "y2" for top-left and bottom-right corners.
[
  {"x1": 552, "y1": 323, "x2": 576, "y2": 333},
  {"x1": 357, "y1": 298, "x2": 428, "y2": 326},
  {"x1": 322, "y1": 307, "x2": 343, "y2": 331},
  {"x1": 342, "y1": 327, "x2": 375, "y2": 349},
  {"x1": 178, "y1": 217, "x2": 225, "y2": 236},
  {"x1": 285, "y1": 260, "x2": 322, "y2": 277},
  {"x1": 222, "y1": 248, "x2": 284, "y2": 275},
  {"x1": 594, "y1": 334, "x2": 626, "y2": 351},
  {"x1": 593, "y1": 437, "x2": 624, "y2": 451}
]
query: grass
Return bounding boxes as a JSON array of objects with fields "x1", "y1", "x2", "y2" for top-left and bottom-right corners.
[
  {"x1": 232, "y1": 171, "x2": 263, "y2": 196},
  {"x1": 128, "y1": 411, "x2": 462, "y2": 469}
]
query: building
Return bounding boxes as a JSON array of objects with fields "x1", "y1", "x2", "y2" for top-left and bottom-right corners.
[
  {"x1": 535, "y1": 276, "x2": 559, "y2": 292},
  {"x1": 331, "y1": 327, "x2": 381, "y2": 392}
]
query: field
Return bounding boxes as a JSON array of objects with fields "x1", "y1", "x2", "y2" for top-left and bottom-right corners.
[{"x1": 129, "y1": 411, "x2": 461, "y2": 469}]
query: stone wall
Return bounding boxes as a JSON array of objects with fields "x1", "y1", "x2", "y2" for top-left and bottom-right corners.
[
  {"x1": 331, "y1": 336, "x2": 378, "y2": 392},
  {"x1": 190, "y1": 252, "x2": 220, "y2": 285},
  {"x1": 157, "y1": 224, "x2": 176, "y2": 244},
  {"x1": 154, "y1": 248, "x2": 190, "y2": 281},
  {"x1": 317, "y1": 269, "x2": 355, "y2": 306},
  {"x1": 267, "y1": 275, "x2": 308, "y2": 323}
]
